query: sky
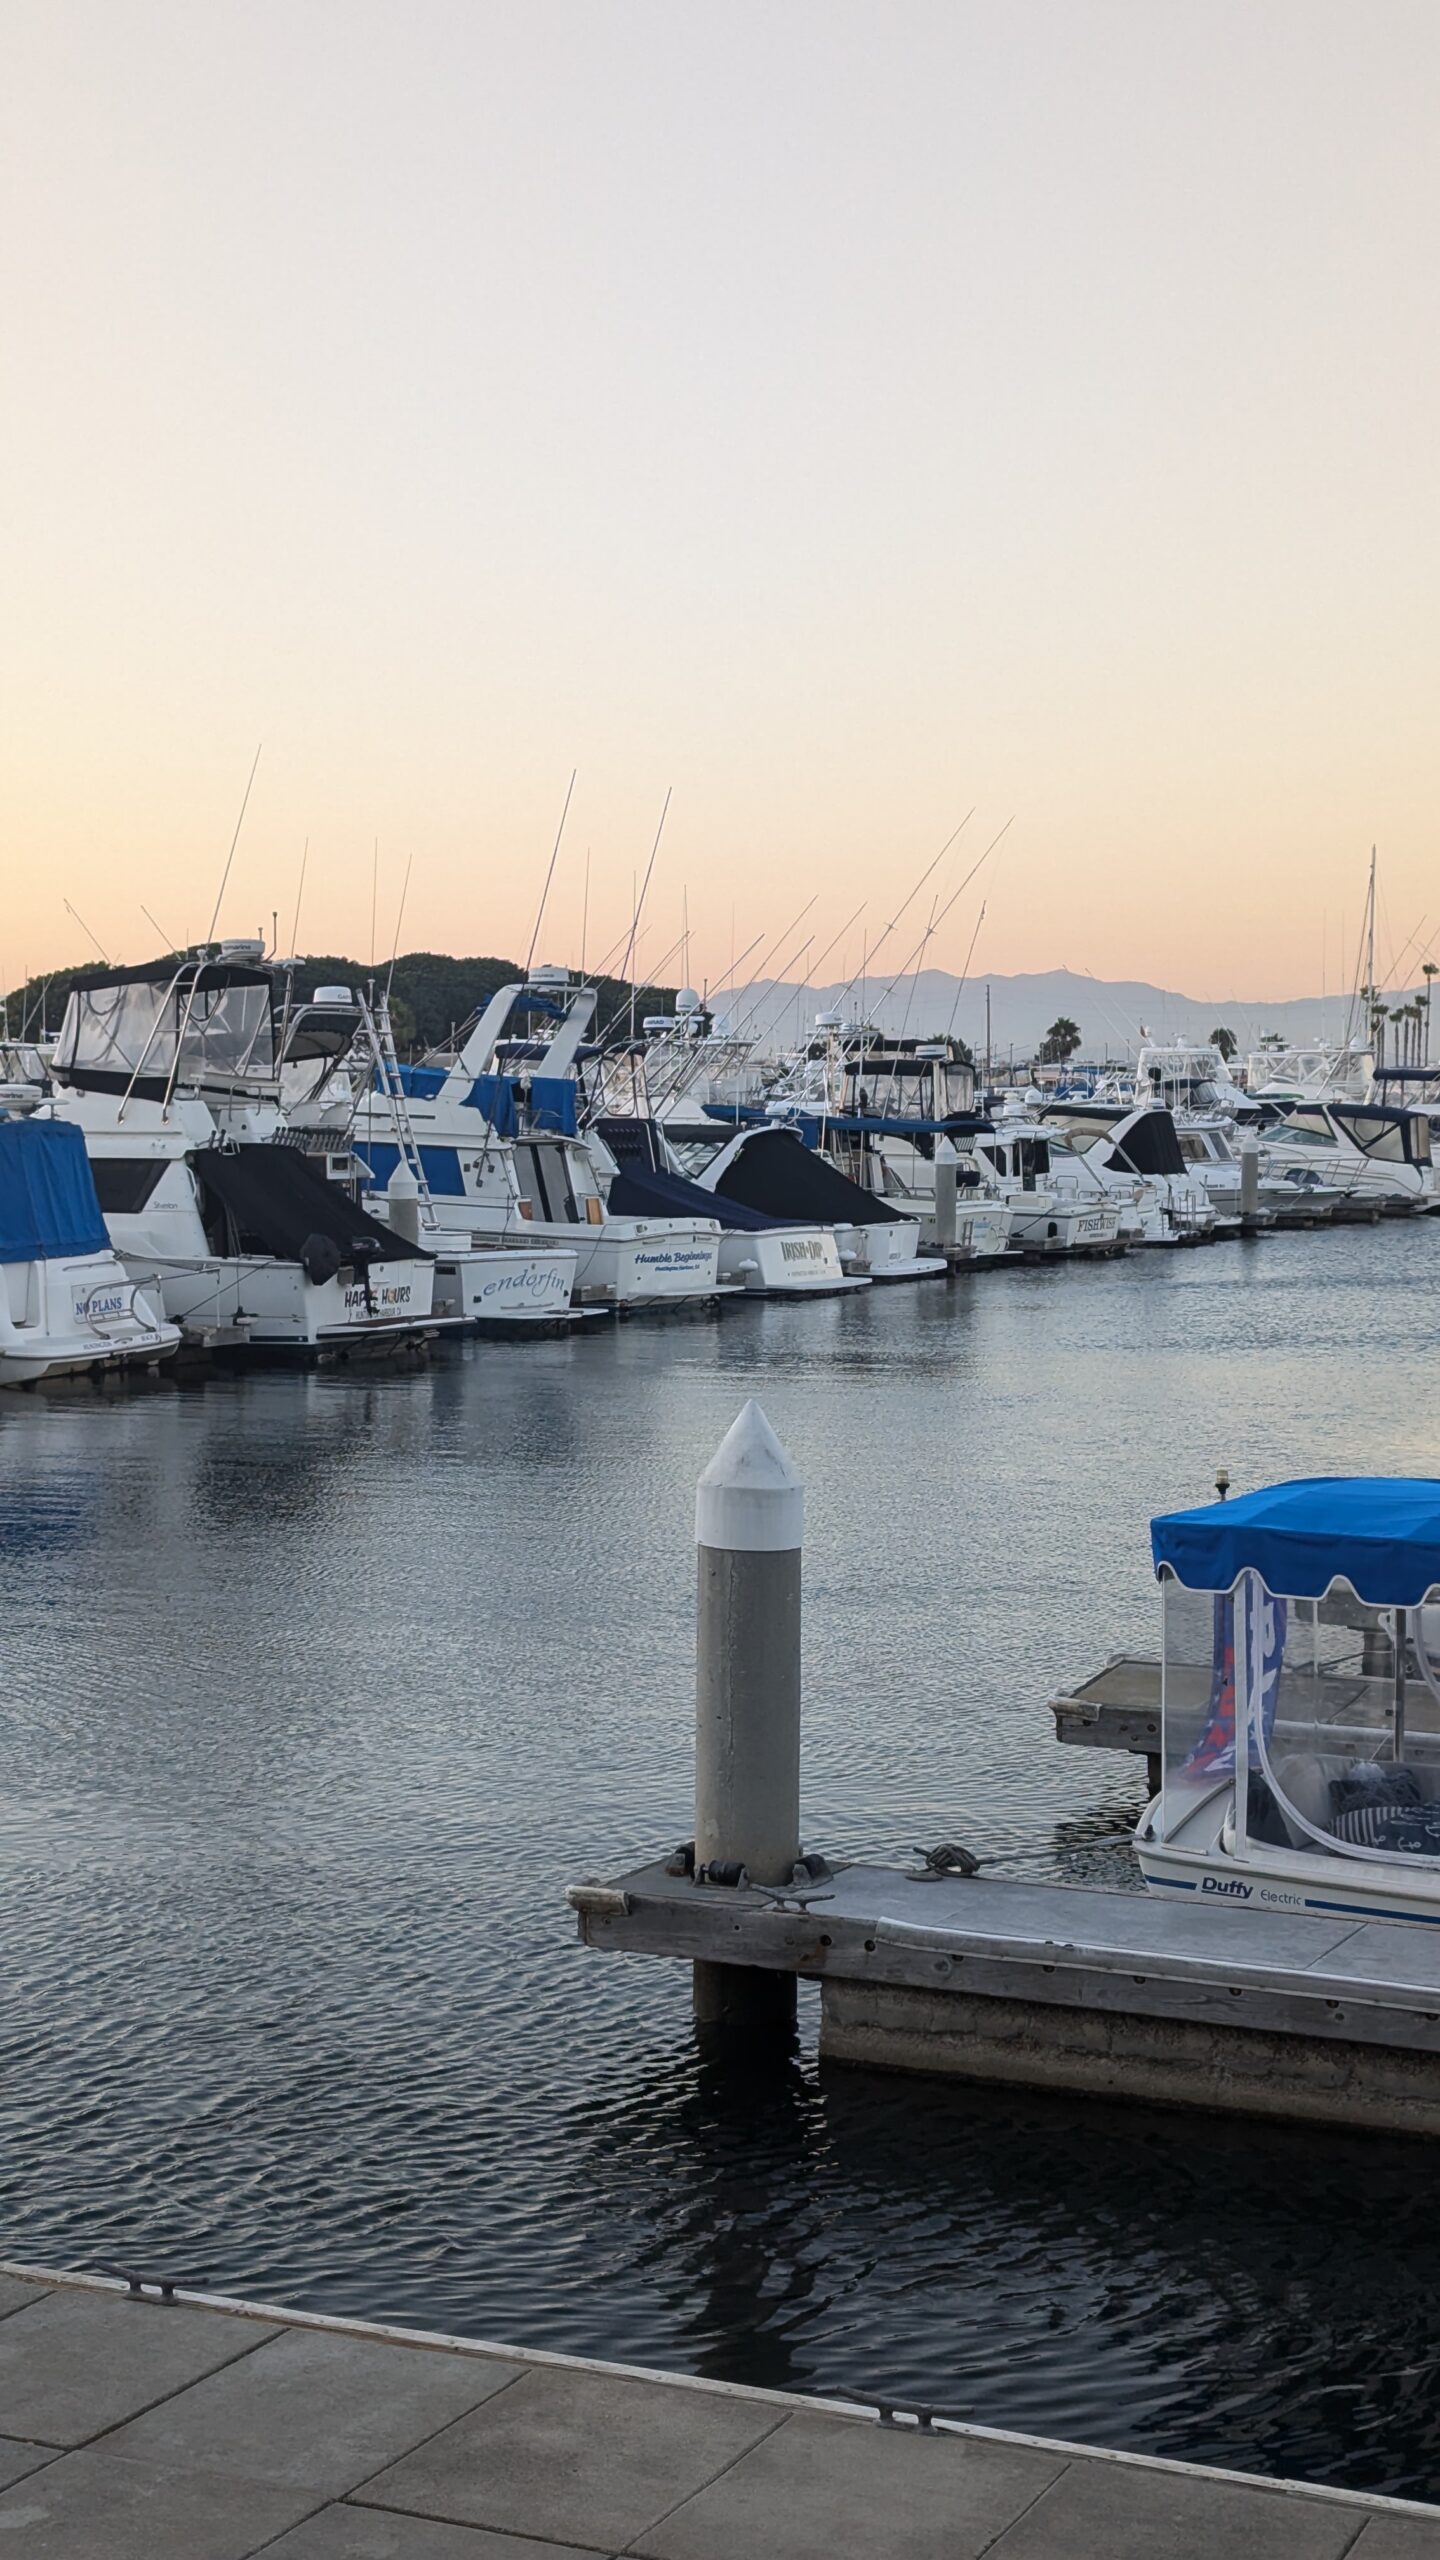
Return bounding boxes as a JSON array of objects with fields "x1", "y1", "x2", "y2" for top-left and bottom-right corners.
[{"x1": 2, "y1": 0, "x2": 1438, "y2": 1002}]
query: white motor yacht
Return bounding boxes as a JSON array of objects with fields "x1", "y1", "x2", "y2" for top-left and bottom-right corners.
[
  {"x1": 276, "y1": 986, "x2": 580, "y2": 1329},
  {"x1": 1042, "y1": 1102, "x2": 1219, "y2": 1241},
  {"x1": 0, "y1": 1114, "x2": 178, "y2": 1386},
  {"x1": 1171, "y1": 1119, "x2": 1340, "y2": 1224},
  {"x1": 343, "y1": 975, "x2": 724, "y2": 1311},
  {"x1": 43, "y1": 957, "x2": 443, "y2": 1359},
  {"x1": 593, "y1": 1116, "x2": 866, "y2": 1297},
  {"x1": 581, "y1": 1008, "x2": 867, "y2": 1296},
  {"x1": 972, "y1": 1121, "x2": 1124, "y2": 1256},
  {"x1": 670, "y1": 1112, "x2": 945, "y2": 1281},
  {"x1": 1259, "y1": 1101, "x2": 1435, "y2": 1212},
  {"x1": 1243, "y1": 1038, "x2": 1375, "y2": 1107}
]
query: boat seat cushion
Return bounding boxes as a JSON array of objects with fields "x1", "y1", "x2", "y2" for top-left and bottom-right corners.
[{"x1": 1330, "y1": 1800, "x2": 1440, "y2": 1855}]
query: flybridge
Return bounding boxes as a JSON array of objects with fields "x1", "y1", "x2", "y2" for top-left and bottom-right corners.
[{"x1": 53, "y1": 959, "x2": 277, "y2": 1099}]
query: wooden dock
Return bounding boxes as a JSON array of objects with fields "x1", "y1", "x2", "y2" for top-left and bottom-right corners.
[
  {"x1": 573, "y1": 1859, "x2": 1440, "y2": 2135},
  {"x1": 1050, "y1": 1654, "x2": 1164, "y2": 1783},
  {"x1": 0, "y1": 2259, "x2": 1434, "y2": 2555}
]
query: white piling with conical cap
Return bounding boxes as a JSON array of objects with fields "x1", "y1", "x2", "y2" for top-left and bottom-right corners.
[
  {"x1": 694, "y1": 1401, "x2": 804, "y2": 2026},
  {"x1": 384, "y1": 1159, "x2": 422, "y2": 1247},
  {"x1": 695, "y1": 1399, "x2": 803, "y2": 1885}
]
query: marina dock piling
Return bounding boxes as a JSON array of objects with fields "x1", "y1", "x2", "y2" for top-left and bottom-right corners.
[
  {"x1": 693, "y1": 1401, "x2": 804, "y2": 2026},
  {"x1": 933, "y1": 1137, "x2": 959, "y2": 1251},
  {"x1": 384, "y1": 1160, "x2": 423, "y2": 1246},
  {"x1": 1239, "y1": 1138, "x2": 1260, "y2": 1223}
]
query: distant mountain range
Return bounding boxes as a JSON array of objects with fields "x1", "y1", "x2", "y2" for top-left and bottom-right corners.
[{"x1": 725, "y1": 967, "x2": 1384, "y2": 1061}]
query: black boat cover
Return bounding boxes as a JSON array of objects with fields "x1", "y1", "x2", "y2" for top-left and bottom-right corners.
[
  {"x1": 1105, "y1": 1110, "x2": 1187, "y2": 1179},
  {"x1": 711, "y1": 1126, "x2": 906, "y2": 1223},
  {"x1": 597, "y1": 1118, "x2": 785, "y2": 1230},
  {"x1": 192, "y1": 1145, "x2": 430, "y2": 1263},
  {"x1": 608, "y1": 1161, "x2": 786, "y2": 1232}
]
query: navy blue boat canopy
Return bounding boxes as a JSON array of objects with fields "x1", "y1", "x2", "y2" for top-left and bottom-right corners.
[
  {"x1": 0, "y1": 1118, "x2": 110, "y2": 1264},
  {"x1": 1151, "y1": 1477, "x2": 1440, "y2": 1607}
]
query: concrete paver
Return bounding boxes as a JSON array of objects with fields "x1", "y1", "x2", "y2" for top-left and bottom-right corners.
[
  {"x1": 0, "y1": 2290, "x2": 277, "y2": 2447},
  {"x1": 360, "y1": 2362, "x2": 782, "y2": 2550},
  {"x1": 0, "y1": 2266, "x2": 1433, "y2": 2559},
  {"x1": 0, "y1": 2439, "x2": 61, "y2": 2492},
  {"x1": 107, "y1": 2323, "x2": 525, "y2": 2495},
  {"x1": 983, "y1": 2455, "x2": 1369, "y2": 2557},
  {"x1": 0, "y1": 2444, "x2": 316, "y2": 2557},
  {"x1": 1351, "y1": 2519, "x2": 1440, "y2": 2556},
  {"x1": 0, "y1": 2280, "x2": 47, "y2": 2323},
  {"x1": 631, "y1": 2409, "x2": 1068, "y2": 2560},
  {"x1": 264, "y1": 2507, "x2": 611, "y2": 2557}
]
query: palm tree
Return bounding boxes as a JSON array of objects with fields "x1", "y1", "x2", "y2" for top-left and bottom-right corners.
[
  {"x1": 1038, "y1": 1016, "x2": 1081, "y2": 1064},
  {"x1": 1209, "y1": 1026, "x2": 1238, "y2": 1061}
]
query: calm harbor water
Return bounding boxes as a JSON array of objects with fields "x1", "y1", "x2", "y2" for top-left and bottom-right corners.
[{"x1": 3, "y1": 1225, "x2": 1440, "y2": 2494}]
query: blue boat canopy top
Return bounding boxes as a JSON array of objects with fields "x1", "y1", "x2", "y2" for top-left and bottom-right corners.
[{"x1": 1151, "y1": 1477, "x2": 1440, "y2": 1609}]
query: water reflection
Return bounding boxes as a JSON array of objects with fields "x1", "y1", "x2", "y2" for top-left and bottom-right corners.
[{"x1": 2, "y1": 1225, "x2": 1440, "y2": 2491}]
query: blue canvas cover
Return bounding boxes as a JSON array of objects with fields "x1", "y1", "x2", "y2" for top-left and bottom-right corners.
[
  {"x1": 527, "y1": 1077, "x2": 578, "y2": 1136},
  {"x1": 607, "y1": 1162, "x2": 775, "y2": 1231},
  {"x1": 0, "y1": 1118, "x2": 110, "y2": 1263},
  {"x1": 354, "y1": 1142, "x2": 465, "y2": 1199},
  {"x1": 464, "y1": 1075, "x2": 520, "y2": 1136},
  {"x1": 380, "y1": 1063, "x2": 448, "y2": 1100},
  {"x1": 1151, "y1": 1477, "x2": 1440, "y2": 1607}
]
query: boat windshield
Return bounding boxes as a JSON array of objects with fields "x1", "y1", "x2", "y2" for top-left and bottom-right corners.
[
  {"x1": 55, "y1": 968, "x2": 276, "y2": 1088},
  {"x1": 1161, "y1": 1572, "x2": 1440, "y2": 1869},
  {"x1": 1330, "y1": 1106, "x2": 1431, "y2": 1166},
  {"x1": 1276, "y1": 1110, "x2": 1337, "y2": 1147}
]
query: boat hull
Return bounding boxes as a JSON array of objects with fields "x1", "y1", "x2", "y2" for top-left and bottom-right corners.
[
  {"x1": 0, "y1": 1255, "x2": 178, "y2": 1387},
  {"x1": 137, "y1": 1253, "x2": 438, "y2": 1352},
  {"x1": 431, "y1": 1246, "x2": 579, "y2": 1327},
  {"x1": 717, "y1": 1227, "x2": 869, "y2": 1295},
  {"x1": 1137, "y1": 1835, "x2": 1440, "y2": 1930},
  {"x1": 834, "y1": 1219, "x2": 947, "y2": 1282}
]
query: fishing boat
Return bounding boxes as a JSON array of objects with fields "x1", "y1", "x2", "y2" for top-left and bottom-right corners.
[
  {"x1": 1244, "y1": 1038, "x2": 1375, "y2": 1106},
  {"x1": 346, "y1": 975, "x2": 724, "y2": 1311},
  {"x1": 43, "y1": 957, "x2": 443, "y2": 1359},
  {"x1": 676, "y1": 1112, "x2": 946, "y2": 1281},
  {"x1": 581, "y1": 1004, "x2": 866, "y2": 1295},
  {"x1": 275, "y1": 985, "x2": 580, "y2": 1330},
  {"x1": 0, "y1": 1115, "x2": 179, "y2": 1386},
  {"x1": 791, "y1": 1030, "x2": 1013, "y2": 1264},
  {"x1": 593, "y1": 1117, "x2": 865, "y2": 1297},
  {"x1": 970, "y1": 1119, "x2": 1124, "y2": 1256},
  {"x1": 1135, "y1": 1478, "x2": 1440, "y2": 1928},
  {"x1": 1038, "y1": 1100, "x2": 1214, "y2": 1242}
]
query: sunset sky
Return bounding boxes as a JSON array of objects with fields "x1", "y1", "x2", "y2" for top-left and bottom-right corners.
[{"x1": 3, "y1": 0, "x2": 1437, "y2": 1001}]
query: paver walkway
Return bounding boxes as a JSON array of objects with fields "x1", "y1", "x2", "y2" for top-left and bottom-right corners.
[{"x1": 0, "y1": 2262, "x2": 1434, "y2": 2557}]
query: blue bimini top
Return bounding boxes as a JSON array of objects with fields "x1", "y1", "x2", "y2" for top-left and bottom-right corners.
[{"x1": 1151, "y1": 1477, "x2": 1440, "y2": 1608}]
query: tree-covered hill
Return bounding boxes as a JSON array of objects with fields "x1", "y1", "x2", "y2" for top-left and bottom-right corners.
[{"x1": 2, "y1": 949, "x2": 679, "y2": 1056}]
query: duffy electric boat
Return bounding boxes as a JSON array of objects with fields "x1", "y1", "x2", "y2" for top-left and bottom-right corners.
[{"x1": 1135, "y1": 1478, "x2": 1440, "y2": 1929}]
